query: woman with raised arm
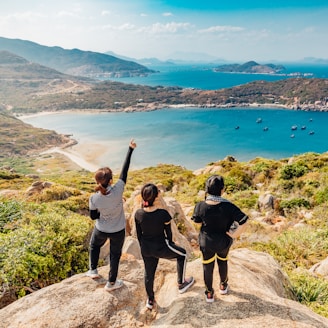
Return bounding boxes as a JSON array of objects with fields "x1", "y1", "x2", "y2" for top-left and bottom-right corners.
[{"x1": 86, "y1": 139, "x2": 137, "y2": 292}]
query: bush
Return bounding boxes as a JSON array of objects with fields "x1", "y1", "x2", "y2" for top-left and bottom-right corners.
[
  {"x1": 0, "y1": 207, "x2": 92, "y2": 298},
  {"x1": 0, "y1": 198, "x2": 22, "y2": 233},
  {"x1": 280, "y1": 163, "x2": 308, "y2": 180},
  {"x1": 280, "y1": 198, "x2": 311, "y2": 210},
  {"x1": 314, "y1": 187, "x2": 328, "y2": 205},
  {"x1": 290, "y1": 270, "x2": 328, "y2": 317}
]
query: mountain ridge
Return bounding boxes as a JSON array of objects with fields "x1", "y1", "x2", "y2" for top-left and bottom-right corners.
[{"x1": 0, "y1": 36, "x2": 154, "y2": 78}]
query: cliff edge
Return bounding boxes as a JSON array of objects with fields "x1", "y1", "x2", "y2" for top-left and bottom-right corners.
[{"x1": 1, "y1": 248, "x2": 328, "y2": 328}]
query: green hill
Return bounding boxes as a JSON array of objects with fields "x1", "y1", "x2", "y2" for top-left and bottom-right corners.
[
  {"x1": 0, "y1": 36, "x2": 154, "y2": 77},
  {"x1": 214, "y1": 61, "x2": 286, "y2": 74},
  {"x1": 0, "y1": 108, "x2": 70, "y2": 159}
]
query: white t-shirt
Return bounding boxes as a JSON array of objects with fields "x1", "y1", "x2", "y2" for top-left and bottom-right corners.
[{"x1": 89, "y1": 179, "x2": 126, "y2": 233}]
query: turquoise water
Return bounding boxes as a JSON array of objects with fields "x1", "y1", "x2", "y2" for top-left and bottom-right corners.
[
  {"x1": 105, "y1": 64, "x2": 328, "y2": 90},
  {"x1": 22, "y1": 108, "x2": 327, "y2": 171}
]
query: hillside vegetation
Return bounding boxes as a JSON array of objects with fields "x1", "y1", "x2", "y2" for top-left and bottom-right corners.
[
  {"x1": 1, "y1": 146, "x2": 328, "y2": 316},
  {"x1": 0, "y1": 109, "x2": 71, "y2": 163}
]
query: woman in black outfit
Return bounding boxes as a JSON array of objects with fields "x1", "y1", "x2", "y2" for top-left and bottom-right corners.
[
  {"x1": 192, "y1": 175, "x2": 248, "y2": 303},
  {"x1": 135, "y1": 183, "x2": 194, "y2": 310}
]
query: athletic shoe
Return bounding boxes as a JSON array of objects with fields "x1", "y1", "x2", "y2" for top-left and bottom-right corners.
[
  {"x1": 178, "y1": 276, "x2": 195, "y2": 294},
  {"x1": 219, "y1": 282, "x2": 229, "y2": 295},
  {"x1": 104, "y1": 279, "x2": 123, "y2": 291},
  {"x1": 85, "y1": 269, "x2": 100, "y2": 279},
  {"x1": 205, "y1": 289, "x2": 214, "y2": 303},
  {"x1": 146, "y1": 298, "x2": 156, "y2": 310}
]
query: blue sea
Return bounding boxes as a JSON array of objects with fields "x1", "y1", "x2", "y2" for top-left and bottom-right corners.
[{"x1": 22, "y1": 63, "x2": 328, "y2": 171}]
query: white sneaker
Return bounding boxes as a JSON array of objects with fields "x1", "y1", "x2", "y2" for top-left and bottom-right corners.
[
  {"x1": 104, "y1": 279, "x2": 123, "y2": 291},
  {"x1": 219, "y1": 283, "x2": 229, "y2": 295},
  {"x1": 85, "y1": 269, "x2": 100, "y2": 279}
]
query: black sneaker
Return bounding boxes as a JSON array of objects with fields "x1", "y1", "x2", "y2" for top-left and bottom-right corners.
[
  {"x1": 178, "y1": 276, "x2": 195, "y2": 294},
  {"x1": 205, "y1": 289, "x2": 214, "y2": 303},
  {"x1": 146, "y1": 298, "x2": 156, "y2": 310}
]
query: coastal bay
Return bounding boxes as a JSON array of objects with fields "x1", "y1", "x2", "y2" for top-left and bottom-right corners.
[{"x1": 21, "y1": 107, "x2": 328, "y2": 172}]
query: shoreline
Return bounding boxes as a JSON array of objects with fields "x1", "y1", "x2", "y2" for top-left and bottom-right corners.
[
  {"x1": 16, "y1": 100, "x2": 328, "y2": 121},
  {"x1": 21, "y1": 105, "x2": 327, "y2": 172},
  {"x1": 41, "y1": 146, "x2": 100, "y2": 172}
]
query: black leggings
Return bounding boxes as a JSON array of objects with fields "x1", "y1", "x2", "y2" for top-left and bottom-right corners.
[
  {"x1": 201, "y1": 240, "x2": 232, "y2": 292},
  {"x1": 142, "y1": 240, "x2": 187, "y2": 300},
  {"x1": 89, "y1": 227, "x2": 125, "y2": 283}
]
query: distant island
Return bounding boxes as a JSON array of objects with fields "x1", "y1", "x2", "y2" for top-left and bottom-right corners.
[{"x1": 213, "y1": 61, "x2": 286, "y2": 74}]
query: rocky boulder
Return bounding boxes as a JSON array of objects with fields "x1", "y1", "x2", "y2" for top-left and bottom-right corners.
[{"x1": 1, "y1": 248, "x2": 328, "y2": 328}]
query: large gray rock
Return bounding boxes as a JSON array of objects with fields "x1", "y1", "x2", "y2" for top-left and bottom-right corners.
[
  {"x1": 1, "y1": 248, "x2": 328, "y2": 328},
  {"x1": 309, "y1": 257, "x2": 328, "y2": 279}
]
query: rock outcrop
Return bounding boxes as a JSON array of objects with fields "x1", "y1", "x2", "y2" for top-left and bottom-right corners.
[{"x1": 1, "y1": 248, "x2": 328, "y2": 328}]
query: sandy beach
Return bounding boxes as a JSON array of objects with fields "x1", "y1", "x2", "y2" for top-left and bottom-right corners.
[{"x1": 41, "y1": 147, "x2": 99, "y2": 172}]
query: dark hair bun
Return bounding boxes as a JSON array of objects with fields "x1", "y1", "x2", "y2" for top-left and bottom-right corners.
[{"x1": 205, "y1": 175, "x2": 224, "y2": 196}]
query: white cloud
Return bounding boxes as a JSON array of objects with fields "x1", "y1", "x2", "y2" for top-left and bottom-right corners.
[
  {"x1": 4, "y1": 11, "x2": 47, "y2": 21},
  {"x1": 96, "y1": 23, "x2": 136, "y2": 31},
  {"x1": 198, "y1": 25, "x2": 245, "y2": 33},
  {"x1": 139, "y1": 22, "x2": 192, "y2": 34},
  {"x1": 101, "y1": 10, "x2": 111, "y2": 16},
  {"x1": 56, "y1": 10, "x2": 80, "y2": 18},
  {"x1": 162, "y1": 12, "x2": 173, "y2": 17}
]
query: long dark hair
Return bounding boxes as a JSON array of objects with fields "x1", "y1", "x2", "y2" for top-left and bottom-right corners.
[
  {"x1": 94, "y1": 167, "x2": 113, "y2": 195},
  {"x1": 141, "y1": 183, "x2": 158, "y2": 207}
]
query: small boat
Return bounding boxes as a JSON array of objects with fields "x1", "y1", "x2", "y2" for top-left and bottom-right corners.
[
  {"x1": 290, "y1": 134, "x2": 295, "y2": 138},
  {"x1": 263, "y1": 127, "x2": 269, "y2": 131},
  {"x1": 309, "y1": 131, "x2": 315, "y2": 135},
  {"x1": 291, "y1": 125, "x2": 297, "y2": 130},
  {"x1": 235, "y1": 126, "x2": 240, "y2": 130},
  {"x1": 309, "y1": 118, "x2": 313, "y2": 122},
  {"x1": 301, "y1": 126, "x2": 306, "y2": 130},
  {"x1": 256, "y1": 118, "x2": 262, "y2": 123}
]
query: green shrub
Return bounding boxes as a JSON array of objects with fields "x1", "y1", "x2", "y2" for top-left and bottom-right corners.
[
  {"x1": 0, "y1": 208, "x2": 92, "y2": 298},
  {"x1": 0, "y1": 199, "x2": 22, "y2": 233},
  {"x1": 290, "y1": 270, "x2": 328, "y2": 317},
  {"x1": 280, "y1": 198, "x2": 311, "y2": 210},
  {"x1": 314, "y1": 187, "x2": 328, "y2": 205},
  {"x1": 280, "y1": 163, "x2": 308, "y2": 180}
]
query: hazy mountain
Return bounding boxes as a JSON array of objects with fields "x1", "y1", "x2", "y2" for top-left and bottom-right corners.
[
  {"x1": 0, "y1": 50, "x2": 78, "y2": 80},
  {"x1": 0, "y1": 36, "x2": 154, "y2": 78},
  {"x1": 166, "y1": 51, "x2": 227, "y2": 64},
  {"x1": 301, "y1": 57, "x2": 328, "y2": 64},
  {"x1": 105, "y1": 51, "x2": 175, "y2": 67}
]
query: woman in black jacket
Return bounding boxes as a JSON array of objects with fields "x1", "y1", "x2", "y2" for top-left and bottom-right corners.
[
  {"x1": 192, "y1": 175, "x2": 248, "y2": 303},
  {"x1": 135, "y1": 183, "x2": 194, "y2": 310}
]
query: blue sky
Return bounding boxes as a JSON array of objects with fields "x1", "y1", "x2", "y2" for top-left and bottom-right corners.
[{"x1": 1, "y1": 0, "x2": 328, "y2": 62}]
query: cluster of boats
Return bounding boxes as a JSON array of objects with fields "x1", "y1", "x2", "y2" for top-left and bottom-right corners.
[{"x1": 235, "y1": 118, "x2": 315, "y2": 137}]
